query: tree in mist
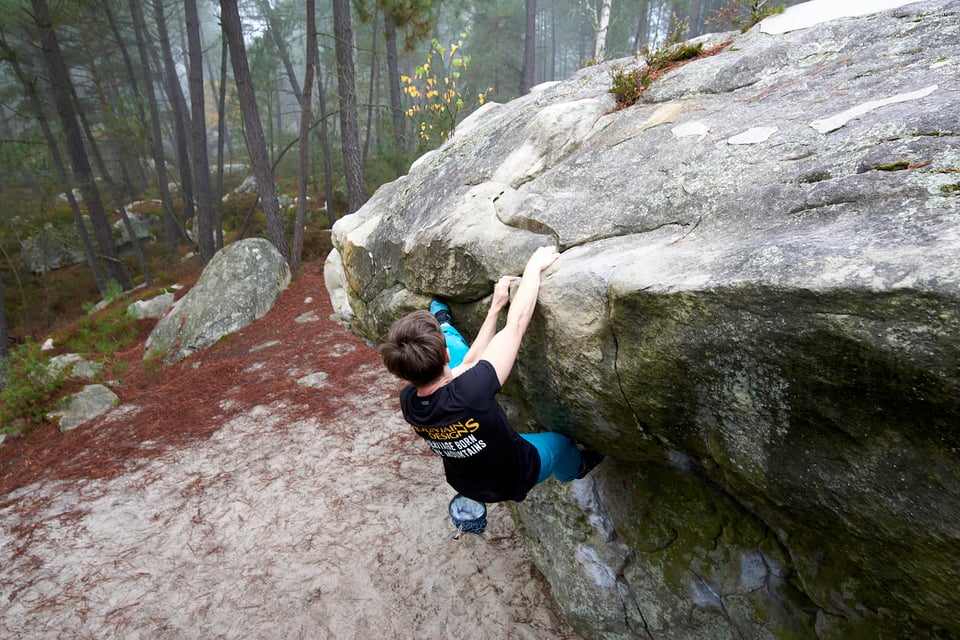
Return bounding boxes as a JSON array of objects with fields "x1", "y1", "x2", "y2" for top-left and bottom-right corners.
[
  {"x1": 185, "y1": 0, "x2": 215, "y2": 263},
  {"x1": 0, "y1": 273, "x2": 7, "y2": 391},
  {"x1": 292, "y1": 0, "x2": 316, "y2": 271},
  {"x1": 30, "y1": 0, "x2": 133, "y2": 290},
  {"x1": 522, "y1": 0, "x2": 536, "y2": 93},
  {"x1": 212, "y1": 35, "x2": 229, "y2": 251},
  {"x1": 594, "y1": 0, "x2": 612, "y2": 61},
  {"x1": 128, "y1": 0, "x2": 182, "y2": 257},
  {"x1": 332, "y1": 0, "x2": 367, "y2": 213},
  {"x1": 364, "y1": 0, "x2": 439, "y2": 162},
  {"x1": 154, "y1": 0, "x2": 197, "y2": 230},
  {"x1": 466, "y1": 1, "x2": 525, "y2": 101},
  {"x1": 99, "y1": 0, "x2": 150, "y2": 197},
  {"x1": 383, "y1": 10, "x2": 406, "y2": 149},
  {"x1": 219, "y1": 0, "x2": 290, "y2": 258},
  {"x1": 312, "y1": 33, "x2": 337, "y2": 227},
  {"x1": 0, "y1": 34, "x2": 107, "y2": 293},
  {"x1": 254, "y1": 0, "x2": 303, "y2": 103}
]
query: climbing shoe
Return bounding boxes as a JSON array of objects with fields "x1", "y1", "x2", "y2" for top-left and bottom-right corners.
[
  {"x1": 576, "y1": 448, "x2": 605, "y2": 479},
  {"x1": 430, "y1": 299, "x2": 453, "y2": 325}
]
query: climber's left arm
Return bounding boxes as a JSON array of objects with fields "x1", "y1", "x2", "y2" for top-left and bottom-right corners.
[{"x1": 453, "y1": 276, "x2": 517, "y2": 375}]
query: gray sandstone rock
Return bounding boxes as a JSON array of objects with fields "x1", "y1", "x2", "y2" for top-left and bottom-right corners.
[
  {"x1": 326, "y1": 1, "x2": 960, "y2": 637},
  {"x1": 127, "y1": 292, "x2": 176, "y2": 320},
  {"x1": 51, "y1": 384, "x2": 118, "y2": 433}
]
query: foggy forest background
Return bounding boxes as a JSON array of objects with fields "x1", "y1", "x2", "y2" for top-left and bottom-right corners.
[{"x1": 0, "y1": 0, "x2": 803, "y2": 386}]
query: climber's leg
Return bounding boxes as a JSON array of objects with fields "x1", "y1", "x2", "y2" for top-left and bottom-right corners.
[
  {"x1": 520, "y1": 432, "x2": 584, "y2": 483},
  {"x1": 431, "y1": 299, "x2": 470, "y2": 369}
]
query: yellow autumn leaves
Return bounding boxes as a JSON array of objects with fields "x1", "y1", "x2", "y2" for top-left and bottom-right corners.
[{"x1": 400, "y1": 34, "x2": 491, "y2": 144}]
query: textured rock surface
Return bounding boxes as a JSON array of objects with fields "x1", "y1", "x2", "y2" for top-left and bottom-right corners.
[
  {"x1": 146, "y1": 238, "x2": 290, "y2": 364},
  {"x1": 50, "y1": 384, "x2": 118, "y2": 433},
  {"x1": 326, "y1": 1, "x2": 959, "y2": 637}
]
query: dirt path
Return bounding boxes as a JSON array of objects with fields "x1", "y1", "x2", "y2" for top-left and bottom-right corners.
[{"x1": 0, "y1": 265, "x2": 581, "y2": 639}]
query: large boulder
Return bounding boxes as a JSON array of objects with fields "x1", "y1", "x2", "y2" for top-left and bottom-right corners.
[
  {"x1": 145, "y1": 238, "x2": 290, "y2": 364},
  {"x1": 326, "y1": 1, "x2": 959, "y2": 638},
  {"x1": 19, "y1": 212, "x2": 156, "y2": 274}
]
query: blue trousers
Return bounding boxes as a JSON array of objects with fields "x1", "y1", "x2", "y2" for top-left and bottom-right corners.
[
  {"x1": 441, "y1": 323, "x2": 470, "y2": 369},
  {"x1": 440, "y1": 316, "x2": 582, "y2": 485},
  {"x1": 521, "y1": 432, "x2": 583, "y2": 483}
]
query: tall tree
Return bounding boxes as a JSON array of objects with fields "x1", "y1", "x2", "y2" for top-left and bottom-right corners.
[
  {"x1": 69, "y1": 31, "x2": 154, "y2": 287},
  {"x1": 468, "y1": 1, "x2": 524, "y2": 100},
  {"x1": 332, "y1": 0, "x2": 367, "y2": 213},
  {"x1": 213, "y1": 35, "x2": 228, "y2": 250},
  {"x1": 633, "y1": 0, "x2": 651, "y2": 54},
  {"x1": 31, "y1": 0, "x2": 132, "y2": 290},
  {"x1": 383, "y1": 11, "x2": 405, "y2": 150},
  {"x1": 254, "y1": 0, "x2": 303, "y2": 103},
  {"x1": 373, "y1": 1, "x2": 440, "y2": 160},
  {"x1": 292, "y1": 0, "x2": 316, "y2": 271},
  {"x1": 184, "y1": 0, "x2": 215, "y2": 263},
  {"x1": 153, "y1": 0, "x2": 197, "y2": 228},
  {"x1": 100, "y1": 0, "x2": 150, "y2": 194},
  {"x1": 0, "y1": 271, "x2": 7, "y2": 391},
  {"x1": 128, "y1": 0, "x2": 181, "y2": 257},
  {"x1": 0, "y1": 34, "x2": 106, "y2": 292},
  {"x1": 362, "y1": 4, "x2": 381, "y2": 163},
  {"x1": 313, "y1": 37, "x2": 336, "y2": 227},
  {"x1": 594, "y1": 0, "x2": 612, "y2": 61},
  {"x1": 522, "y1": 0, "x2": 536, "y2": 93},
  {"x1": 220, "y1": 0, "x2": 290, "y2": 257}
]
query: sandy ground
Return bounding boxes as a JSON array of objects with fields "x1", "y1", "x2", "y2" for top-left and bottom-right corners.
[{"x1": 0, "y1": 266, "x2": 581, "y2": 640}]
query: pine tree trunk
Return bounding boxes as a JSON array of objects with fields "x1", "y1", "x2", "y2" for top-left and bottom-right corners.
[
  {"x1": 292, "y1": 0, "x2": 316, "y2": 271},
  {"x1": 101, "y1": 0, "x2": 150, "y2": 194},
  {"x1": 384, "y1": 13, "x2": 405, "y2": 152},
  {"x1": 128, "y1": 0, "x2": 181, "y2": 257},
  {"x1": 0, "y1": 274, "x2": 8, "y2": 391},
  {"x1": 314, "y1": 41, "x2": 336, "y2": 227},
  {"x1": 332, "y1": 0, "x2": 367, "y2": 213},
  {"x1": 153, "y1": 0, "x2": 197, "y2": 229},
  {"x1": 0, "y1": 36, "x2": 106, "y2": 293},
  {"x1": 256, "y1": 0, "x2": 303, "y2": 102},
  {"x1": 363, "y1": 6, "x2": 380, "y2": 165},
  {"x1": 523, "y1": 0, "x2": 537, "y2": 93},
  {"x1": 31, "y1": 0, "x2": 132, "y2": 290},
  {"x1": 634, "y1": 1, "x2": 650, "y2": 54},
  {"x1": 214, "y1": 36, "x2": 228, "y2": 251},
  {"x1": 69, "y1": 34, "x2": 153, "y2": 287},
  {"x1": 185, "y1": 0, "x2": 215, "y2": 263},
  {"x1": 220, "y1": 0, "x2": 290, "y2": 258}
]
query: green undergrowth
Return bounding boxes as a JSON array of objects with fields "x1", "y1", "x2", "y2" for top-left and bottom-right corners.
[
  {"x1": 1, "y1": 287, "x2": 152, "y2": 434},
  {"x1": 0, "y1": 340, "x2": 68, "y2": 432}
]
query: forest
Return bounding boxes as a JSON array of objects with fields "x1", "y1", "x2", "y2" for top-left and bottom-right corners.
[{"x1": 0, "y1": 0, "x2": 800, "y2": 395}]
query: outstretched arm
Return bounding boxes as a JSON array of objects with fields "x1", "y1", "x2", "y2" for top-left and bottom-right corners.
[
  {"x1": 481, "y1": 246, "x2": 559, "y2": 385},
  {"x1": 453, "y1": 275, "x2": 518, "y2": 374}
]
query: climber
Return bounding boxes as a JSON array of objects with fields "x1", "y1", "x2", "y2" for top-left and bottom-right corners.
[{"x1": 379, "y1": 246, "x2": 603, "y2": 504}]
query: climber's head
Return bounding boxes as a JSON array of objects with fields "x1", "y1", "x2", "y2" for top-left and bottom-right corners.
[{"x1": 380, "y1": 310, "x2": 449, "y2": 386}]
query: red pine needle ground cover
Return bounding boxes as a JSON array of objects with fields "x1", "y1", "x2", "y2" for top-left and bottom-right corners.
[{"x1": 0, "y1": 262, "x2": 387, "y2": 496}]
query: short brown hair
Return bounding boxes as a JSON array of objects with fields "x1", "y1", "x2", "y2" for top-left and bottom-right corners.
[{"x1": 380, "y1": 310, "x2": 447, "y2": 386}]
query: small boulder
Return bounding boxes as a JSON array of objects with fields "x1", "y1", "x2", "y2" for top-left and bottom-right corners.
[
  {"x1": 51, "y1": 384, "x2": 118, "y2": 433},
  {"x1": 127, "y1": 292, "x2": 176, "y2": 320}
]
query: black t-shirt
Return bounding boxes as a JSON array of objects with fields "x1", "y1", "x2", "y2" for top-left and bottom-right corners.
[{"x1": 399, "y1": 360, "x2": 541, "y2": 503}]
